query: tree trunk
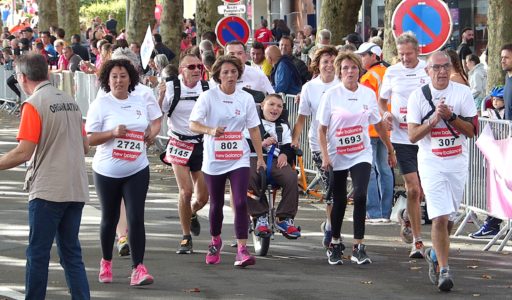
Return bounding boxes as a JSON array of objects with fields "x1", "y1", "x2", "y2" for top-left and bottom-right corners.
[
  {"x1": 38, "y1": 0, "x2": 58, "y2": 32},
  {"x1": 487, "y1": 0, "x2": 512, "y2": 91},
  {"x1": 382, "y1": 0, "x2": 401, "y2": 63},
  {"x1": 195, "y1": 0, "x2": 223, "y2": 41},
  {"x1": 127, "y1": 0, "x2": 156, "y2": 44},
  {"x1": 57, "y1": 0, "x2": 80, "y2": 42},
  {"x1": 160, "y1": 0, "x2": 183, "y2": 65},
  {"x1": 319, "y1": 0, "x2": 362, "y2": 46}
]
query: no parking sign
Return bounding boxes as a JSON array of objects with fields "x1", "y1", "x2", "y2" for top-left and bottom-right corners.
[
  {"x1": 392, "y1": 0, "x2": 452, "y2": 55},
  {"x1": 215, "y1": 16, "x2": 250, "y2": 47}
]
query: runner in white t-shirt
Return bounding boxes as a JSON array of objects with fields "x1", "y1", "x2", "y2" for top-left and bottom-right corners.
[
  {"x1": 407, "y1": 51, "x2": 477, "y2": 292},
  {"x1": 159, "y1": 54, "x2": 209, "y2": 254},
  {"x1": 86, "y1": 59, "x2": 162, "y2": 286},
  {"x1": 189, "y1": 55, "x2": 265, "y2": 268},
  {"x1": 378, "y1": 32, "x2": 430, "y2": 258},
  {"x1": 317, "y1": 52, "x2": 396, "y2": 266},
  {"x1": 291, "y1": 46, "x2": 340, "y2": 248},
  {"x1": 225, "y1": 40, "x2": 275, "y2": 94}
]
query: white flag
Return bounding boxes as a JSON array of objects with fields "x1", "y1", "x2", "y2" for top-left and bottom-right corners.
[{"x1": 140, "y1": 25, "x2": 155, "y2": 70}]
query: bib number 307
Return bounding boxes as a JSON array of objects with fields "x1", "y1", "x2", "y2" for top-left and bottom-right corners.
[
  {"x1": 112, "y1": 130, "x2": 144, "y2": 161},
  {"x1": 214, "y1": 131, "x2": 243, "y2": 160},
  {"x1": 431, "y1": 128, "x2": 462, "y2": 157}
]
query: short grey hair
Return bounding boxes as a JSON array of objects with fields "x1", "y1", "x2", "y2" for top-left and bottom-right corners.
[
  {"x1": 319, "y1": 29, "x2": 331, "y2": 41},
  {"x1": 16, "y1": 53, "x2": 48, "y2": 81},
  {"x1": 426, "y1": 51, "x2": 450, "y2": 67},
  {"x1": 111, "y1": 47, "x2": 141, "y2": 70},
  {"x1": 199, "y1": 39, "x2": 213, "y2": 52},
  {"x1": 396, "y1": 31, "x2": 419, "y2": 51}
]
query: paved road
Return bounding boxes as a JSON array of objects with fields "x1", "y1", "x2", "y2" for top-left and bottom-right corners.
[{"x1": 0, "y1": 111, "x2": 511, "y2": 300}]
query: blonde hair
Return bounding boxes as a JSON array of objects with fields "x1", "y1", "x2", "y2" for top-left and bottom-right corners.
[{"x1": 334, "y1": 52, "x2": 363, "y2": 78}]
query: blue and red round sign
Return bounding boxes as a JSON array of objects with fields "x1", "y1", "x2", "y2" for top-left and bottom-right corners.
[
  {"x1": 392, "y1": 0, "x2": 452, "y2": 54},
  {"x1": 215, "y1": 16, "x2": 250, "y2": 47}
]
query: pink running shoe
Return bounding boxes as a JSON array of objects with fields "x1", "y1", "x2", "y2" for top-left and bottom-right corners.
[
  {"x1": 205, "y1": 236, "x2": 223, "y2": 265},
  {"x1": 234, "y1": 245, "x2": 255, "y2": 267},
  {"x1": 98, "y1": 258, "x2": 112, "y2": 283},
  {"x1": 130, "y1": 264, "x2": 154, "y2": 286}
]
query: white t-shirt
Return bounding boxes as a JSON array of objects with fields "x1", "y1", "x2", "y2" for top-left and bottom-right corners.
[
  {"x1": 189, "y1": 86, "x2": 261, "y2": 175},
  {"x1": 86, "y1": 92, "x2": 162, "y2": 178},
  {"x1": 380, "y1": 60, "x2": 430, "y2": 144},
  {"x1": 162, "y1": 79, "x2": 206, "y2": 140},
  {"x1": 407, "y1": 82, "x2": 477, "y2": 173},
  {"x1": 317, "y1": 83, "x2": 381, "y2": 171},
  {"x1": 261, "y1": 119, "x2": 292, "y2": 156},
  {"x1": 298, "y1": 76, "x2": 341, "y2": 152},
  {"x1": 96, "y1": 83, "x2": 160, "y2": 115},
  {"x1": 208, "y1": 65, "x2": 275, "y2": 94}
]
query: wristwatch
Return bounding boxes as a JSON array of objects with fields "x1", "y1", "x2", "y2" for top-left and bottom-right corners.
[{"x1": 447, "y1": 113, "x2": 457, "y2": 122}]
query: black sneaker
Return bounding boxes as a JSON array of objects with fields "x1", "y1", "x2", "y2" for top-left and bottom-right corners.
[
  {"x1": 351, "y1": 244, "x2": 372, "y2": 264},
  {"x1": 326, "y1": 243, "x2": 344, "y2": 265},
  {"x1": 438, "y1": 269, "x2": 454, "y2": 292},
  {"x1": 176, "y1": 238, "x2": 193, "y2": 254},
  {"x1": 190, "y1": 214, "x2": 201, "y2": 236}
]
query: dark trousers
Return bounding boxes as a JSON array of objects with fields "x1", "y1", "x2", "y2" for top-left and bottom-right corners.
[{"x1": 7, "y1": 74, "x2": 21, "y2": 98}]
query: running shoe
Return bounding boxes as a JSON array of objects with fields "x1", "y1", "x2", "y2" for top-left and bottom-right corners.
[
  {"x1": 276, "y1": 218, "x2": 301, "y2": 239},
  {"x1": 469, "y1": 222, "x2": 500, "y2": 239},
  {"x1": 98, "y1": 258, "x2": 112, "y2": 283},
  {"x1": 117, "y1": 236, "x2": 130, "y2": 257},
  {"x1": 326, "y1": 243, "x2": 344, "y2": 265},
  {"x1": 438, "y1": 269, "x2": 454, "y2": 292},
  {"x1": 190, "y1": 213, "x2": 201, "y2": 236},
  {"x1": 409, "y1": 241, "x2": 425, "y2": 259},
  {"x1": 254, "y1": 215, "x2": 272, "y2": 237},
  {"x1": 234, "y1": 245, "x2": 256, "y2": 267},
  {"x1": 398, "y1": 208, "x2": 413, "y2": 244},
  {"x1": 424, "y1": 247, "x2": 439, "y2": 285},
  {"x1": 130, "y1": 264, "x2": 154, "y2": 286},
  {"x1": 321, "y1": 221, "x2": 332, "y2": 249},
  {"x1": 205, "y1": 236, "x2": 222, "y2": 265},
  {"x1": 176, "y1": 238, "x2": 193, "y2": 254},
  {"x1": 351, "y1": 244, "x2": 372, "y2": 264}
]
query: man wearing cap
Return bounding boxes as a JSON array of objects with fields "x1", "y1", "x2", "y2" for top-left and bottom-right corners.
[
  {"x1": 355, "y1": 42, "x2": 393, "y2": 223},
  {"x1": 379, "y1": 32, "x2": 430, "y2": 259},
  {"x1": 22, "y1": 27, "x2": 35, "y2": 43}
]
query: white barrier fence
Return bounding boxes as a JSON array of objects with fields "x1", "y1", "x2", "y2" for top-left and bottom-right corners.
[{"x1": 455, "y1": 118, "x2": 512, "y2": 251}]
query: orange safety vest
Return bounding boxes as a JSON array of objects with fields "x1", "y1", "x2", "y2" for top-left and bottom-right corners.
[{"x1": 360, "y1": 63, "x2": 389, "y2": 138}]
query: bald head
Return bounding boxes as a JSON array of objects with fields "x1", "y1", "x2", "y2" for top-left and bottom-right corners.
[{"x1": 265, "y1": 45, "x2": 282, "y2": 66}]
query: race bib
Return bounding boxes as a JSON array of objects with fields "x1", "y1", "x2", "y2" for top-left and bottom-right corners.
[
  {"x1": 335, "y1": 126, "x2": 364, "y2": 154},
  {"x1": 112, "y1": 130, "x2": 144, "y2": 161},
  {"x1": 399, "y1": 107, "x2": 408, "y2": 129},
  {"x1": 431, "y1": 128, "x2": 462, "y2": 157},
  {"x1": 165, "y1": 137, "x2": 195, "y2": 166},
  {"x1": 214, "y1": 131, "x2": 243, "y2": 160}
]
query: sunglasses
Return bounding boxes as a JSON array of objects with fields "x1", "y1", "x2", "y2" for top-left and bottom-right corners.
[{"x1": 182, "y1": 64, "x2": 203, "y2": 70}]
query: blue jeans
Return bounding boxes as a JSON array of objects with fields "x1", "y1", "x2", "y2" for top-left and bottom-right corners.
[
  {"x1": 366, "y1": 138, "x2": 394, "y2": 219},
  {"x1": 26, "y1": 199, "x2": 90, "y2": 300}
]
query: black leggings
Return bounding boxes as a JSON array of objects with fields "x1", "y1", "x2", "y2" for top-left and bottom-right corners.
[
  {"x1": 7, "y1": 74, "x2": 21, "y2": 98},
  {"x1": 331, "y1": 162, "x2": 371, "y2": 240},
  {"x1": 93, "y1": 166, "x2": 149, "y2": 267}
]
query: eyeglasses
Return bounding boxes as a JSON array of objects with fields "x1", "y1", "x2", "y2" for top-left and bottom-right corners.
[
  {"x1": 429, "y1": 63, "x2": 451, "y2": 72},
  {"x1": 182, "y1": 64, "x2": 203, "y2": 71}
]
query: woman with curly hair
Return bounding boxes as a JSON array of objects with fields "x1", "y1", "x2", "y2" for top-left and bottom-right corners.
[{"x1": 85, "y1": 59, "x2": 162, "y2": 286}]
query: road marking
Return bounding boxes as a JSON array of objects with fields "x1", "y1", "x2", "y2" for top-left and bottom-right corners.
[{"x1": 0, "y1": 286, "x2": 25, "y2": 300}]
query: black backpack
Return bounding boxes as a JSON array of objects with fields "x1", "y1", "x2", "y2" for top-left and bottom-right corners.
[
  {"x1": 167, "y1": 78, "x2": 209, "y2": 118},
  {"x1": 420, "y1": 84, "x2": 459, "y2": 138}
]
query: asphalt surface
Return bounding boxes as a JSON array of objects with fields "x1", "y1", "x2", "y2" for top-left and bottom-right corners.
[{"x1": 0, "y1": 110, "x2": 511, "y2": 300}]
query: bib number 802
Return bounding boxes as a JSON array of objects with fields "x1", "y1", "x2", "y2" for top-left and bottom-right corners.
[{"x1": 220, "y1": 142, "x2": 238, "y2": 150}]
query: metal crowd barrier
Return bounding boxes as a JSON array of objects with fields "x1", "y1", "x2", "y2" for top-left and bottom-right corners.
[
  {"x1": 283, "y1": 93, "x2": 316, "y2": 174},
  {"x1": 454, "y1": 118, "x2": 512, "y2": 251},
  {"x1": 73, "y1": 71, "x2": 99, "y2": 118}
]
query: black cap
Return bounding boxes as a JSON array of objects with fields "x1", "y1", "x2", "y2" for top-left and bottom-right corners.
[
  {"x1": 22, "y1": 27, "x2": 33, "y2": 33},
  {"x1": 343, "y1": 32, "x2": 363, "y2": 45}
]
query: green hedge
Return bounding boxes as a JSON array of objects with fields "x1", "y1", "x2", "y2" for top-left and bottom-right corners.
[{"x1": 80, "y1": 0, "x2": 126, "y2": 32}]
